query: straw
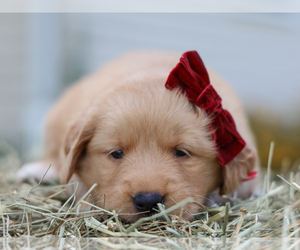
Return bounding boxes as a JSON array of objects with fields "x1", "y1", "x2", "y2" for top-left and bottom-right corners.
[{"x1": 0, "y1": 141, "x2": 300, "y2": 248}]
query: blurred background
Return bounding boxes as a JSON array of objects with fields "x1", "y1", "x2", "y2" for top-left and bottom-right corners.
[{"x1": 0, "y1": 13, "x2": 299, "y2": 171}]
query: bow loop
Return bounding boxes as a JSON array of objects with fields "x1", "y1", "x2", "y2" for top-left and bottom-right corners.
[
  {"x1": 165, "y1": 52, "x2": 210, "y2": 103},
  {"x1": 165, "y1": 51, "x2": 246, "y2": 166},
  {"x1": 195, "y1": 85, "x2": 222, "y2": 116}
]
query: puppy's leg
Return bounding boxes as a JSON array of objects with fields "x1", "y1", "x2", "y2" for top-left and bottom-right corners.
[
  {"x1": 207, "y1": 178, "x2": 262, "y2": 206},
  {"x1": 235, "y1": 178, "x2": 262, "y2": 199},
  {"x1": 18, "y1": 162, "x2": 89, "y2": 205},
  {"x1": 17, "y1": 161, "x2": 59, "y2": 181}
]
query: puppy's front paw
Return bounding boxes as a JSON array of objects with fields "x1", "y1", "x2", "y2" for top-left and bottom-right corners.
[{"x1": 17, "y1": 162, "x2": 58, "y2": 181}]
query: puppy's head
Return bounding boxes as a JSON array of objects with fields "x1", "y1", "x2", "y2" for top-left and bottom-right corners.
[{"x1": 61, "y1": 82, "x2": 255, "y2": 221}]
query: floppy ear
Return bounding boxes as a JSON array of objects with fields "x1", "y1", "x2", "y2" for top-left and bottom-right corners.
[
  {"x1": 219, "y1": 144, "x2": 257, "y2": 195},
  {"x1": 60, "y1": 119, "x2": 95, "y2": 185}
]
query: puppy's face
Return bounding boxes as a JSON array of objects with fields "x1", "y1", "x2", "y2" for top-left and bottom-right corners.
[{"x1": 70, "y1": 85, "x2": 222, "y2": 222}]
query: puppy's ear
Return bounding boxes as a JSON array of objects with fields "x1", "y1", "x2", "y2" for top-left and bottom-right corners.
[
  {"x1": 219, "y1": 144, "x2": 257, "y2": 195},
  {"x1": 60, "y1": 119, "x2": 95, "y2": 185}
]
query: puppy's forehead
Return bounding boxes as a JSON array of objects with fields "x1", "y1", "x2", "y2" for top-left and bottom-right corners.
[{"x1": 91, "y1": 83, "x2": 214, "y2": 154}]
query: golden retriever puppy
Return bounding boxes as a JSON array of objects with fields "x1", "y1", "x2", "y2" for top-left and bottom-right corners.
[{"x1": 19, "y1": 51, "x2": 259, "y2": 222}]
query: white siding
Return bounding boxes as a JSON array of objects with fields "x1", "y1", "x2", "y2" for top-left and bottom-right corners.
[
  {"x1": 0, "y1": 14, "x2": 29, "y2": 149},
  {"x1": 0, "y1": 14, "x2": 62, "y2": 153},
  {"x1": 63, "y1": 14, "x2": 300, "y2": 119}
]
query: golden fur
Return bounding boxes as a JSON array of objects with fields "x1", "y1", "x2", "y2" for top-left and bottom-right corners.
[{"x1": 19, "y1": 51, "x2": 259, "y2": 221}]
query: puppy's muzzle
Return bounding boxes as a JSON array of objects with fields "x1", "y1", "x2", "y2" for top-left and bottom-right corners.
[{"x1": 133, "y1": 192, "x2": 164, "y2": 215}]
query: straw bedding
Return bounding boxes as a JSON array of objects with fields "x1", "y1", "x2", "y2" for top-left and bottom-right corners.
[{"x1": 1, "y1": 141, "x2": 300, "y2": 249}]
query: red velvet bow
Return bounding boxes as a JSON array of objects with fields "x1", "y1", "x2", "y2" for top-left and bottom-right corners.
[{"x1": 165, "y1": 51, "x2": 246, "y2": 166}]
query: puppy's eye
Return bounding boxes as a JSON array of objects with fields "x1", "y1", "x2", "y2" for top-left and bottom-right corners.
[
  {"x1": 174, "y1": 149, "x2": 189, "y2": 157},
  {"x1": 110, "y1": 150, "x2": 124, "y2": 159}
]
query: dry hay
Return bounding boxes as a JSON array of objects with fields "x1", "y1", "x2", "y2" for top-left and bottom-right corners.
[{"x1": 1, "y1": 140, "x2": 300, "y2": 249}]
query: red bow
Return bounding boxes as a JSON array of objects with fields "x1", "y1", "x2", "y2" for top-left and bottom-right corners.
[{"x1": 165, "y1": 51, "x2": 246, "y2": 166}]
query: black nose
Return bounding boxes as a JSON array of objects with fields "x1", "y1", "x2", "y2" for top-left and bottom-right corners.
[{"x1": 133, "y1": 193, "x2": 163, "y2": 214}]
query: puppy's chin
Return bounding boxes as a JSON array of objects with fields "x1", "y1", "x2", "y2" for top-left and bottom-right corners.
[
  {"x1": 92, "y1": 193, "x2": 203, "y2": 223},
  {"x1": 117, "y1": 203, "x2": 200, "y2": 223}
]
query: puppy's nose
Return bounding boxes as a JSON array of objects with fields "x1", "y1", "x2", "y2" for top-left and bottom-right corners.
[{"x1": 133, "y1": 192, "x2": 163, "y2": 214}]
